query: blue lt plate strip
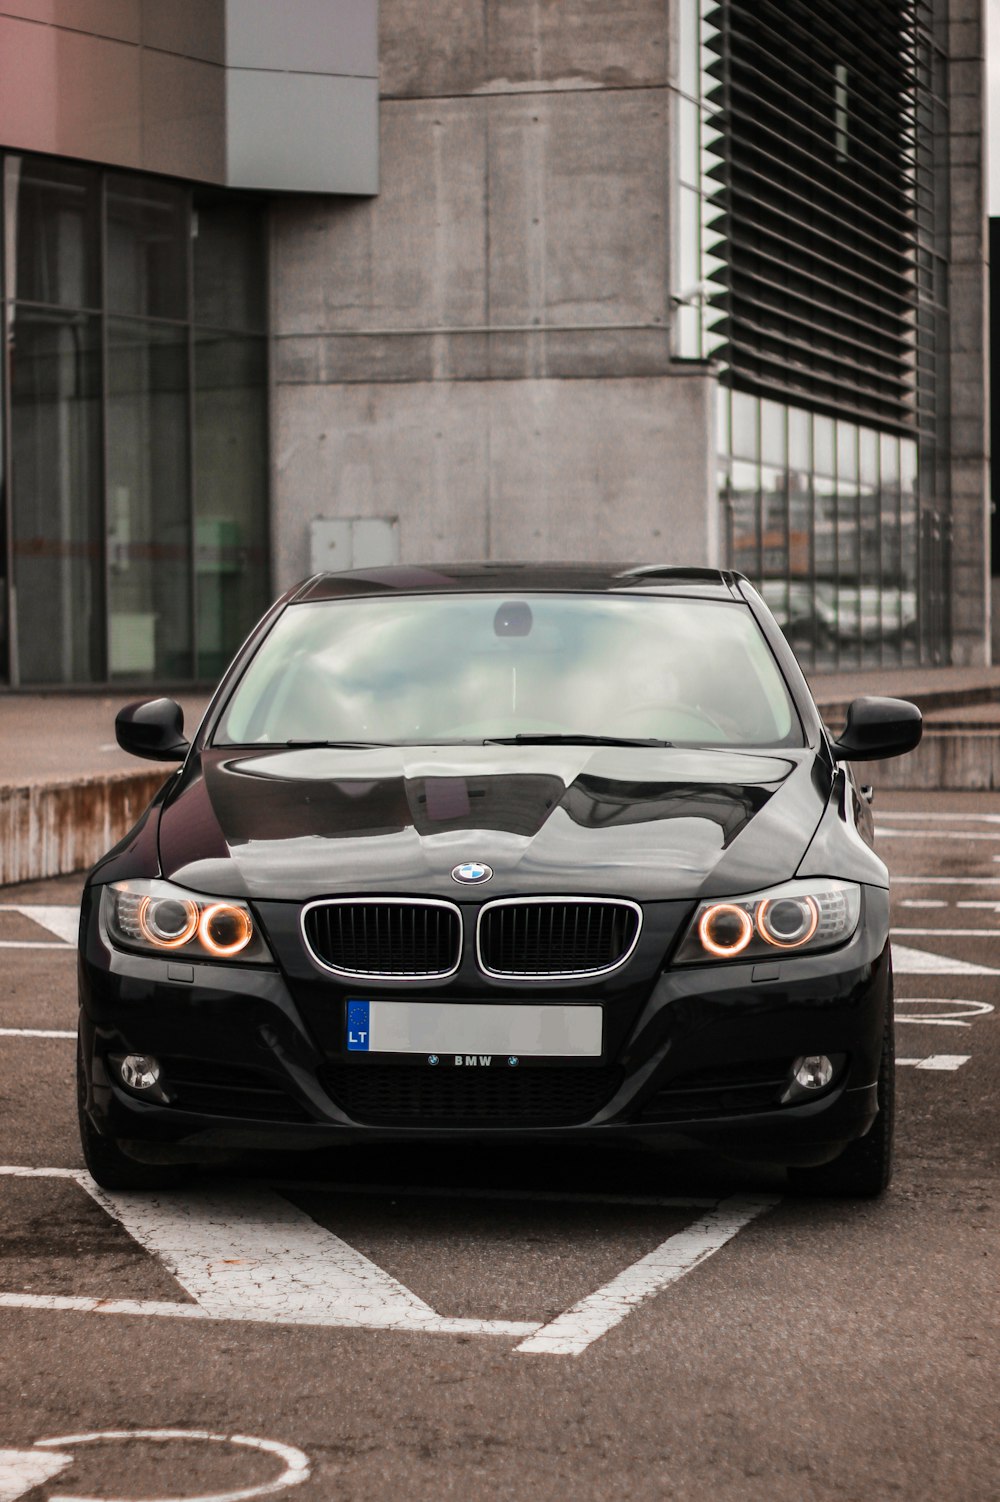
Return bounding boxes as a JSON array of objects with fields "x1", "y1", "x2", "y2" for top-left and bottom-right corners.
[{"x1": 346, "y1": 999, "x2": 370, "y2": 1051}]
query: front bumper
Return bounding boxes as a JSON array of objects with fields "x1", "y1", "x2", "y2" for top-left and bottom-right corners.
[{"x1": 78, "y1": 886, "x2": 891, "y2": 1170}]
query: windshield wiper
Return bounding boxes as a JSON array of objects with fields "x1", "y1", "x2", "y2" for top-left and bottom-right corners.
[
  {"x1": 483, "y1": 733, "x2": 673, "y2": 748},
  {"x1": 283, "y1": 739, "x2": 389, "y2": 748}
]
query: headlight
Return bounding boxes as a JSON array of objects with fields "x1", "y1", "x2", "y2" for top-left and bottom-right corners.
[
  {"x1": 101, "y1": 879, "x2": 273, "y2": 964},
  {"x1": 674, "y1": 880, "x2": 861, "y2": 965}
]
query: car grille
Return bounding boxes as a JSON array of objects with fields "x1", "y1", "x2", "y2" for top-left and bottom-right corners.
[
  {"x1": 477, "y1": 899, "x2": 641, "y2": 978},
  {"x1": 161, "y1": 1058, "x2": 311, "y2": 1123},
  {"x1": 320, "y1": 1064, "x2": 623, "y2": 1126},
  {"x1": 639, "y1": 1059, "x2": 792, "y2": 1122},
  {"x1": 303, "y1": 900, "x2": 462, "y2": 978}
]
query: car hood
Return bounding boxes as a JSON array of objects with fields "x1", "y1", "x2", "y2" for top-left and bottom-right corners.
[{"x1": 156, "y1": 744, "x2": 830, "y2": 903}]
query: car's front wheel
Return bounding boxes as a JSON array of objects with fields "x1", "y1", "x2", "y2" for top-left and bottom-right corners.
[
  {"x1": 787, "y1": 993, "x2": 895, "y2": 1198},
  {"x1": 77, "y1": 1038, "x2": 190, "y2": 1191}
]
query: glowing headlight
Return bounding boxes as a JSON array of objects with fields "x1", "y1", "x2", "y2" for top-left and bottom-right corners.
[
  {"x1": 674, "y1": 880, "x2": 861, "y2": 965},
  {"x1": 102, "y1": 880, "x2": 272, "y2": 964}
]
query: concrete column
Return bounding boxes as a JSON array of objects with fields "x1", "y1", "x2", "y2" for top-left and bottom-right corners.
[{"x1": 270, "y1": 0, "x2": 720, "y2": 588}]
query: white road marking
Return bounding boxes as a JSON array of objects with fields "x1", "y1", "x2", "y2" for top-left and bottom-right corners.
[
  {"x1": 80, "y1": 1179, "x2": 537, "y2": 1336},
  {"x1": 877, "y1": 811, "x2": 1000, "y2": 823},
  {"x1": 891, "y1": 944, "x2": 1000, "y2": 976},
  {"x1": 0, "y1": 1448, "x2": 73, "y2": 1502},
  {"x1": 897, "y1": 1055, "x2": 971, "y2": 1071},
  {"x1": 898, "y1": 899, "x2": 947, "y2": 908},
  {"x1": 515, "y1": 1195, "x2": 778, "y2": 1356},
  {"x1": 0, "y1": 905, "x2": 78, "y2": 944},
  {"x1": 0, "y1": 1293, "x2": 210, "y2": 1320},
  {"x1": 892, "y1": 928, "x2": 1000, "y2": 937},
  {"x1": 894, "y1": 999, "x2": 994, "y2": 1028},
  {"x1": 0, "y1": 1029, "x2": 76, "y2": 1039},
  {"x1": 956, "y1": 900, "x2": 1000, "y2": 912},
  {"x1": 892, "y1": 877, "x2": 1000, "y2": 884},
  {"x1": 0, "y1": 1168, "x2": 769, "y2": 1350},
  {"x1": 0, "y1": 942, "x2": 70, "y2": 950},
  {"x1": 33, "y1": 1428, "x2": 311, "y2": 1502},
  {"x1": 876, "y1": 829, "x2": 1000, "y2": 839}
]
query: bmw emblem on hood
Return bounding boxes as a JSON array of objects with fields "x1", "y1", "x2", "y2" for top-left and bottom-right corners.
[{"x1": 452, "y1": 861, "x2": 493, "y2": 884}]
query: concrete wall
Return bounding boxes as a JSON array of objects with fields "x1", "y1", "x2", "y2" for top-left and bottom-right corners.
[{"x1": 270, "y1": 0, "x2": 718, "y2": 587}]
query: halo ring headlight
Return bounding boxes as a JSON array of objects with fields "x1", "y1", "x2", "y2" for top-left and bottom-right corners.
[
  {"x1": 198, "y1": 902, "x2": 254, "y2": 957},
  {"x1": 758, "y1": 896, "x2": 819, "y2": 949},
  {"x1": 138, "y1": 895, "x2": 198, "y2": 949},
  {"x1": 698, "y1": 903, "x2": 753, "y2": 958}
]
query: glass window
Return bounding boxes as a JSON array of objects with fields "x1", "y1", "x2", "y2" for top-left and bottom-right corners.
[
  {"x1": 788, "y1": 406, "x2": 810, "y2": 471},
  {"x1": 193, "y1": 194, "x2": 267, "y2": 333},
  {"x1": 729, "y1": 460, "x2": 760, "y2": 578},
  {"x1": 194, "y1": 334, "x2": 269, "y2": 679},
  {"x1": 106, "y1": 174, "x2": 188, "y2": 321},
  {"x1": 217, "y1": 596, "x2": 803, "y2": 750},
  {"x1": 9, "y1": 157, "x2": 100, "y2": 310},
  {"x1": 10, "y1": 309, "x2": 104, "y2": 682},
  {"x1": 731, "y1": 392, "x2": 759, "y2": 460},
  {"x1": 761, "y1": 400, "x2": 786, "y2": 467},
  {"x1": 814, "y1": 415, "x2": 835, "y2": 476},
  {"x1": 106, "y1": 319, "x2": 192, "y2": 679}
]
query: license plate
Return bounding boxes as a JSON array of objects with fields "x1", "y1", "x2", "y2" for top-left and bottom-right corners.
[{"x1": 345, "y1": 1000, "x2": 602, "y2": 1059}]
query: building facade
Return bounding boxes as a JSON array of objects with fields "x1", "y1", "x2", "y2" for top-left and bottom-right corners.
[{"x1": 0, "y1": 0, "x2": 989, "y2": 685}]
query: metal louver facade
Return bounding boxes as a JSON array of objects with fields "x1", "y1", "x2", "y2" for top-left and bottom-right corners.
[{"x1": 702, "y1": 0, "x2": 937, "y2": 436}]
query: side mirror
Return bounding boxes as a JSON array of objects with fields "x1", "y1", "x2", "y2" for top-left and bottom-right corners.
[
  {"x1": 830, "y1": 697, "x2": 922, "y2": 763},
  {"x1": 115, "y1": 698, "x2": 190, "y2": 762}
]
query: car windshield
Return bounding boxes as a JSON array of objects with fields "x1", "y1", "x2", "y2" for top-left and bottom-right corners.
[{"x1": 214, "y1": 593, "x2": 803, "y2": 748}]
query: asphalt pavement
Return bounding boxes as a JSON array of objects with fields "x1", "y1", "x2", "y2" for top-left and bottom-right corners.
[{"x1": 0, "y1": 788, "x2": 997, "y2": 1501}]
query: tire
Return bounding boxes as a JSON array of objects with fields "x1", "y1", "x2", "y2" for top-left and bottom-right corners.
[
  {"x1": 787, "y1": 988, "x2": 895, "y2": 1199},
  {"x1": 77, "y1": 1037, "x2": 190, "y2": 1192}
]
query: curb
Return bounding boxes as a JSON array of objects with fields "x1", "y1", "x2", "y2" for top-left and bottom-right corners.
[
  {"x1": 0, "y1": 769, "x2": 166, "y2": 887},
  {"x1": 851, "y1": 728, "x2": 1000, "y2": 794}
]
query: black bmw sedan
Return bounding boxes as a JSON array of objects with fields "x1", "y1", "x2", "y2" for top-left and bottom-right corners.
[{"x1": 77, "y1": 565, "x2": 922, "y2": 1195}]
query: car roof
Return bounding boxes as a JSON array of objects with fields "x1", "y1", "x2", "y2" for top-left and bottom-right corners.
[{"x1": 291, "y1": 564, "x2": 747, "y2": 604}]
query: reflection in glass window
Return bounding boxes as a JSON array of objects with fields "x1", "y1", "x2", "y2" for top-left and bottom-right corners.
[
  {"x1": 731, "y1": 392, "x2": 758, "y2": 460},
  {"x1": 9, "y1": 157, "x2": 100, "y2": 310},
  {"x1": 106, "y1": 174, "x2": 188, "y2": 321},
  {"x1": 194, "y1": 334, "x2": 268, "y2": 679},
  {"x1": 11, "y1": 309, "x2": 104, "y2": 682},
  {"x1": 193, "y1": 194, "x2": 266, "y2": 333},
  {"x1": 217, "y1": 596, "x2": 803, "y2": 750},
  {"x1": 106, "y1": 319, "x2": 192, "y2": 679}
]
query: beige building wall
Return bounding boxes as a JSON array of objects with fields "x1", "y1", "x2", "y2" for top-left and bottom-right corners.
[{"x1": 270, "y1": 0, "x2": 719, "y2": 588}]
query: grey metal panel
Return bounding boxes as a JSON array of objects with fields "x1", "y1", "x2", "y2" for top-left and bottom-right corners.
[
  {"x1": 224, "y1": 0, "x2": 377, "y2": 77},
  {"x1": 0, "y1": 0, "x2": 140, "y2": 43},
  {"x1": 226, "y1": 70, "x2": 378, "y2": 194},
  {"x1": 139, "y1": 0, "x2": 225, "y2": 65},
  {"x1": 140, "y1": 47, "x2": 226, "y2": 182},
  {"x1": 0, "y1": 14, "x2": 141, "y2": 166}
]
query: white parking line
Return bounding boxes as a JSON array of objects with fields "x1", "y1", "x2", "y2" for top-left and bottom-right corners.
[
  {"x1": 892, "y1": 928, "x2": 1000, "y2": 936},
  {"x1": 894, "y1": 999, "x2": 994, "y2": 1028},
  {"x1": 877, "y1": 812, "x2": 1000, "y2": 823},
  {"x1": 876, "y1": 829, "x2": 1000, "y2": 839},
  {"x1": 0, "y1": 1168, "x2": 776, "y2": 1354},
  {"x1": 0, "y1": 905, "x2": 78, "y2": 944},
  {"x1": 891, "y1": 944, "x2": 1000, "y2": 976},
  {"x1": 0, "y1": 1029, "x2": 75, "y2": 1039},
  {"x1": 515, "y1": 1196, "x2": 778, "y2": 1356},
  {"x1": 897, "y1": 1055, "x2": 971, "y2": 1071}
]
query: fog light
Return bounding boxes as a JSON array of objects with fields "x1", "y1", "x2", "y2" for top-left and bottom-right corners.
[
  {"x1": 792, "y1": 1054, "x2": 834, "y2": 1091},
  {"x1": 119, "y1": 1054, "x2": 161, "y2": 1092}
]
